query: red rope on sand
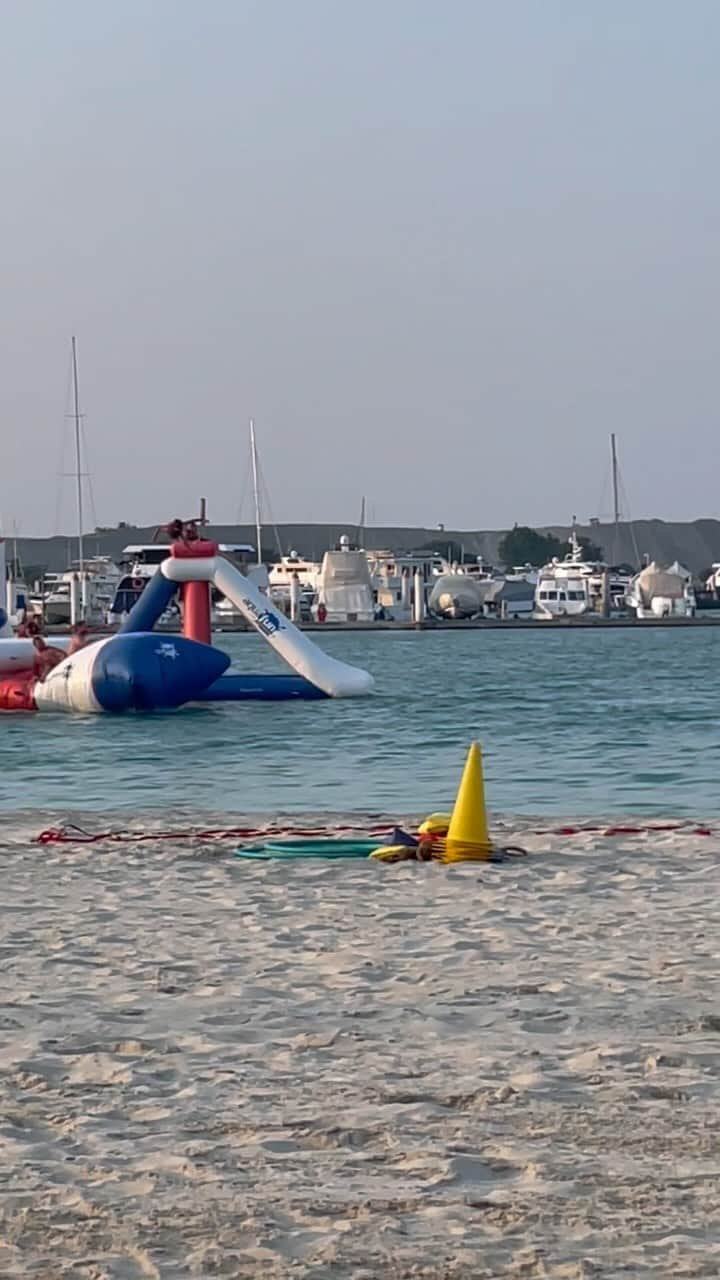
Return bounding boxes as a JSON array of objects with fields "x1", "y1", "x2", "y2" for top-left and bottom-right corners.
[
  {"x1": 535, "y1": 822, "x2": 713, "y2": 837},
  {"x1": 35, "y1": 819, "x2": 715, "y2": 846},
  {"x1": 34, "y1": 821, "x2": 394, "y2": 846}
]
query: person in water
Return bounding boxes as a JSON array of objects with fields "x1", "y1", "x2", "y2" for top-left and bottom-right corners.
[
  {"x1": 16, "y1": 614, "x2": 41, "y2": 638},
  {"x1": 167, "y1": 516, "x2": 201, "y2": 546},
  {"x1": 32, "y1": 636, "x2": 66, "y2": 682},
  {"x1": 68, "y1": 622, "x2": 90, "y2": 655}
]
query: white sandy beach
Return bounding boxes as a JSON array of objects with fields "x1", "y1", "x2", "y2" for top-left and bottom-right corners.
[{"x1": 1, "y1": 817, "x2": 719, "y2": 1278}]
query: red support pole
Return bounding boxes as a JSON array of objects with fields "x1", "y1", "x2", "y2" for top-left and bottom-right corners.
[
  {"x1": 181, "y1": 581, "x2": 212, "y2": 645},
  {"x1": 171, "y1": 539, "x2": 218, "y2": 647}
]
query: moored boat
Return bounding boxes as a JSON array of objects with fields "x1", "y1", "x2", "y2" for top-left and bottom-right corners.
[{"x1": 625, "y1": 562, "x2": 696, "y2": 618}]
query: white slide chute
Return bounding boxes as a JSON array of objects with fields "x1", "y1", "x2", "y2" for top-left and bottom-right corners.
[{"x1": 162, "y1": 556, "x2": 374, "y2": 697}]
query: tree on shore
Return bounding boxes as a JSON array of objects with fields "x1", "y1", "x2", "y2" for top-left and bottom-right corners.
[
  {"x1": 498, "y1": 526, "x2": 563, "y2": 567},
  {"x1": 498, "y1": 525, "x2": 604, "y2": 567}
]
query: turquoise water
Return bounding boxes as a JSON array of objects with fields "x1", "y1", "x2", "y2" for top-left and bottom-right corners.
[{"x1": 1, "y1": 628, "x2": 717, "y2": 819}]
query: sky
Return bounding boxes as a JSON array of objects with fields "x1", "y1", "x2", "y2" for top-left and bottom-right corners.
[{"x1": 1, "y1": 0, "x2": 719, "y2": 536}]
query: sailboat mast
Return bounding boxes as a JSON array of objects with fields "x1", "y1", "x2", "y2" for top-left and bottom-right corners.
[
  {"x1": 610, "y1": 432, "x2": 621, "y2": 563},
  {"x1": 358, "y1": 495, "x2": 366, "y2": 548},
  {"x1": 611, "y1": 433, "x2": 620, "y2": 527},
  {"x1": 249, "y1": 418, "x2": 262, "y2": 566},
  {"x1": 71, "y1": 336, "x2": 85, "y2": 581}
]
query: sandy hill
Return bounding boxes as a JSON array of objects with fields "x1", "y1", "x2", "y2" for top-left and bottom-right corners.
[{"x1": 11, "y1": 517, "x2": 720, "y2": 579}]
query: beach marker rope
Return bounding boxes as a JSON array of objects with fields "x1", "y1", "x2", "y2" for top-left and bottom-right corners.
[
  {"x1": 536, "y1": 822, "x2": 713, "y2": 837},
  {"x1": 34, "y1": 821, "x2": 394, "y2": 846},
  {"x1": 34, "y1": 820, "x2": 713, "y2": 847}
]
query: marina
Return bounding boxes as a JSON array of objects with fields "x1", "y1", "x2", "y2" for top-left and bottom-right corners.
[{"x1": 8, "y1": 434, "x2": 717, "y2": 634}]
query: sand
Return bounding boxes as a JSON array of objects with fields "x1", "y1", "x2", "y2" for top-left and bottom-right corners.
[{"x1": 1, "y1": 817, "x2": 719, "y2": 1278}]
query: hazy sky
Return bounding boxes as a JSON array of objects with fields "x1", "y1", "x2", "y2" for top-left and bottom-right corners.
[{"x1": 2, "y1": 0, "x2": 719, "y2": 536}]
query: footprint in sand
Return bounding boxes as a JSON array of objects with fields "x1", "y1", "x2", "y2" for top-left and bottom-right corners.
[{"x1": 67, "y1": 1054, "x2": 133, "y2": 1086}]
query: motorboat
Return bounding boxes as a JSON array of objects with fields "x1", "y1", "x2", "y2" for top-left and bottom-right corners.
[
  {"x1": 702, "y1": 564, "x2": 720, "y2": 606},
  {"x1": 109, "y1": 545, "x2": 175, "y2": 620},
  {"x1": 535, "y1": 528, "x2": 632, "y2": 619},
  {"x1": 369, "y1": 562, "x2": 412, "y2": 620},
  {"x1": 111, "y1": 543, "x2": 266, "y2": 625},
  {"x1": 428, "y1": 574, "x2": 485, "y2": 619},
  {"x1": 428, "y1": 554, "x2": 506, "y2": 620},
  {"x1": 267, "y1": 551, "x2": 321, "y2": 609},
  {"x1": 535, "y1": 533, "x2": 592, "y2": 618},
  {"x1": 482, "y1": 578, "x2": 536, "y2": 618},
  {"x1": 366, "y1": 550, "x2": 443, "y2": 621},
  {"x1": 441, "y1": 556, "x2": 497, "y2": 581},
  {"x1": 313, "y1": 535, "x2": 375, "y2": 623},
  {"x1": 29, "y1": 557, "x2": 122, "y2": 625},
  {"x1": 625, "y1": 562, "x2": 696, "y2": 618}
]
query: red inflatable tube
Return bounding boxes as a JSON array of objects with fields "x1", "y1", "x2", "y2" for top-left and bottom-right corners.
[
  {"x1": 171, "y1": 540, "x2": 218, "y2": 559},
  {"x1": 0, "y1": 676, "x2": 37, "y2": 711},
  {"x1": 171, "y1": 539, "x2": 217, "y2": 645}
]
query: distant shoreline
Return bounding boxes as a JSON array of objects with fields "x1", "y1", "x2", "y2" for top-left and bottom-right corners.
[
  {"x1": 44, "y1": 613, "x2": 720, "y2": 635},
  {"x1": 11, "y1": 515, "x2": 720, "y2": 577}
]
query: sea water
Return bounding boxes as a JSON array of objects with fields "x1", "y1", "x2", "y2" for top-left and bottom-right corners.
[{"x1": 0, "y1": 627, "x2": 717, "y2": 820}]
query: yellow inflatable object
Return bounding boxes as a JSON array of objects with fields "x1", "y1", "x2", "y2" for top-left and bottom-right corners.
[
  {"x1": 370, "y1": 844, "x2": 438, "y2": 864},
  {"x1": 369, "y1": 845, "x2": 419, "y2": 863},
  {"x1": 443, "y1": 742, "x2": 494, "y2": 863},
  {"x1": 418, "y1": 812, "x2": 451, "y2": 836}
]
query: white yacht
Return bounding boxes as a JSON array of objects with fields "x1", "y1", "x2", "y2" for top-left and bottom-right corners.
[
  {"x1": 30, "y1": 557, "x2": 122, "y2": 625},
  {"x1": 704, "y1": 564, "x2": 720, "y2": 603},
  {"x1": 428, "y1": 574, "x2": 485, "y2": 619},
  {"x1": 427, "y1": 555, "x2": 505, "y2": 620},
  {"x1": 366, "y1": 549, "x2": 444, "y2": 620},
  {"x1": 109, "y1": 545, "x2": 174, "y2": 620},
  {"x1": 267, "y1": 551, "x2": 321, "y2": 605},
  {"x1": 504, "y1": 563, "x2": 539, "y2": 585},
  {"x1": 534, "y1": 529, "x2": 632, "y2": 619},
  {"x1": 367, "y1": 549, "x2": 444, "y2": 580},
  {"x1": 534, "y1": 532, "x2": 593, "y2": 619},
  {"x1": 441, "y1": 556, "x2": 497, "y2": 580},
  {"x1": 110, "y1": 542, "x2": 264, "y2": 624},
  {"x1": 625, "y1": 562, "x2": 696, "y2": 618},
  {"x1": 313, "y1": 535, "x2": 375, "y2": 623}
]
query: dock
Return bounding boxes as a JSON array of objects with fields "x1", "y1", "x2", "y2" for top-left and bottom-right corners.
[{"x1": 43, "y1": 614, "x2": 720, "y2": 636}]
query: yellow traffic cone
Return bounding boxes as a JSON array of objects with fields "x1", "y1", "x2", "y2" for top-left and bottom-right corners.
[{"x1": 443, "y1": 742, "x2": 493, "y2": 862}]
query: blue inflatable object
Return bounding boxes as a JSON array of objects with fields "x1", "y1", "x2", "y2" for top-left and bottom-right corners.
[
  {"x1": 118, "y1": 573, "x2": 179, "y2": 634},
  {"x1": 115, "y1": 569, "x2": 329, "y2": 701},
  {"x1": 35, "y1": 550, "x2": 373, "y2": 713},
  {"x1": 91, "y1": 634, "x2": 230, "y2": 711},
  {"x1": 201, "y1": 673, "x2": 327, "y2": 701}
]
